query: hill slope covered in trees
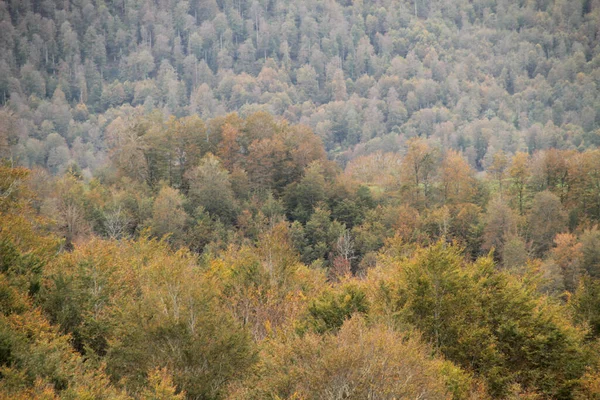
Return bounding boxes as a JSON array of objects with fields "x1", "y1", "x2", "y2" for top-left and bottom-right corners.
[
  {"x1": 0, "y1": 0, "x2": 599, "y2": 172},
  {"x1": 2, "y1": 0, "x2": 600, "y2": 399}
]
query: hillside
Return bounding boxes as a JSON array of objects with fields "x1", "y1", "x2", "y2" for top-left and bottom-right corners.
[
  {"x1": 0, "y1": 0, "x2": 599, "y2": 173},
  {"x1": 2, "y1": 0, "x2": 600, "y2": 399}
]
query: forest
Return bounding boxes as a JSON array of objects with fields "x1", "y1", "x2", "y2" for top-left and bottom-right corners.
[{"x1": 1, "y1": 0, "x2": 600, "y2": 398}]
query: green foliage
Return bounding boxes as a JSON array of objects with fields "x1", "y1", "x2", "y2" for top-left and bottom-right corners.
[
  {"x1": 303, "y1": 283, "x2": 369, "y2": 334},
  {"x1": 0, "y1": 169, "x2": 128, "y2": 399},
  {"x1": 580, "y1": 228, "x2": 600, "y2": 278},
  {"x1": 284, "y1": 162, "x2": 327, "y2": 224},
  {"x1": 375, "y1": 242, "x2": 590, "y2": 398},
  {"x1": 573, "y1": 277, "x2": 600, "y2": 339},
  {"x1": 39, "y1": 238, "x2": 257, "y2": 399},
  {"x1": 301, "y1": 207, "x2": 346, "y2": 265},
  {"x1": 3, "y1": 0, "x2": 600, "y2": 386},
  {"x1": 0, "y1": 0, "x2": 599, "y2": 179},
  {"x1": 527, "y1": 191, "x2": 568, "y2": 257},
  {"x1": 149, "y1": 186, "x2": 188, "y2": 244},
  {"x1": 186, "y1": 153, "x2": 237, "y2": 223}
]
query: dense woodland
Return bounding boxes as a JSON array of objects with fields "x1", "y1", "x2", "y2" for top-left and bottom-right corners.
[
  {"x1": 0, "y1": 0, "x2": 600, "y2": 170},
  {"x1": 1, "y1": 0, "x2": 600, "y2": 399}
]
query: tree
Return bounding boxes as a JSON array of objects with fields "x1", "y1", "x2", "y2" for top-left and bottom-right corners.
[
  {"x1": 302, "y1": 206, "x2": 345, "y2": 265},
  {"x1": 216, "y1": 123, "x2": 243, "y2": 171},
  {"x1": 527, "y1": 191, "x2": 567, "y2": 257},
  {"x1": 386, "y1": 87, "x2": 408, "y2": 131},
  {"x1": 106, "y1": 116, "x2": 150, "y2": 184},
  {"x1": 189, "y1": 83, "x2": 224, "y2": 120},
  {"x1": 20, "y1": 63, "x2": 46, "y2": 97},
  {"x1": 440, "y1": 150, "x2": 476, "y2": 205},
  {"x1": 551, "y1": 233, "x2": 582, "y2": 292},
  {"x1": 282, "y1": 124, "x2": 327, "y2": 182},
  {"x1": 361, "y1": 98, "x2": 385, "y2": 141},
  {"x1": 573, "y1": 276, "x2": 600, "y2": 338},
  {"x1": 296, "y1": 64, "x2": 319, "y2": 102},
  {"x1": 185, "y1": 153, "x2": 236, "y2": 223},
  {"x1": 303, "y1": 283, "x2": 368, "y2": 333},
  {"x1": 0, "y1": 110, "x2": 18, "y2": 160},
  {"x1": 149, "y1": 186, "x2": 187, "y2": 244},
  {"x1": 330, "y1": 68, "x2": 347, "y2": 101},
  {"x1": 0, "y1": 168, "x2": 128, "y2": 399},
  {"x1": 580, "y1": 227, "x2": 600, "y2": 278},
  {"x1": 285, "y1": 162, "x2": 327, "y2": 224},
  {"x1": 126, "y1": 50, "x2": 155, "y2": 80},
  {"x1": 0, "y1": 281, "x2": 129, "y2": 400},
  {"x1": 243, "y1": 111, "x2": 277, "y2": 144},
  {"x1": 166, "y1": 115, "x2": 207, "y2": 190},
  {"x1": 380, "y1": 242, "x2": 589, "y2": 398},
  {"x1": 41, "y1": 174, "x2": 89, "y2": 250},
  {"x1": 401, "y1": 138, "x2": 438, "y2": 208},
  {"x1": 246, "y1": 136, "x2": 286, "y2": 191},
  {"x1": 501, "y1": 234, "x2": 529, "y2": 271},
  {"x1": 102, "y1": 205, "x2": 130, "y2": 240},
  {"x1": 42, "y1": 238, "x2": 257, "y2": 400},
  {"x1": 508, "y1": 152, "x2": 530, "y2": 215},
  {"x1": 482, "y1": 197, "x2": 518, "y2": 262},
  {"x1": 228, "y1": 316, "x2": 458, "y2": 399},
  {"x1": 141, "y1": 368, "x2": 185, "y2": 400},
  {"x1": 577, "y1": 150, "x2": 600, "y2": 221},
  {"x1": 488, "y1": 150, "x2": 509, "y2": 198}
]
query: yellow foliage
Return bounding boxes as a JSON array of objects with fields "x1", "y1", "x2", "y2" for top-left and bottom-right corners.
[{"x1": 228, "y1": 315, "x2": 461, "y2": 399}]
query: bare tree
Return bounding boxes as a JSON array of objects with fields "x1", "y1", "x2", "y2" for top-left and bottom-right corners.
[
  {"x1": 103, "y1": 205, "x2": 130, "y2": 239},
  {"x1": 330, "y1": 230, "x2": 355, "y2": 281},
  {"x1": 335, "y1": 230, "x2": 355, "y2": 262}
]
